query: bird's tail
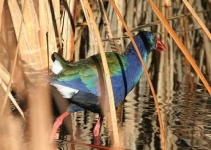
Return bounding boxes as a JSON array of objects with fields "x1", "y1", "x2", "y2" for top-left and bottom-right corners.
[{"x1": 51, "y1": 52, "x2": 68, "y2": 74}]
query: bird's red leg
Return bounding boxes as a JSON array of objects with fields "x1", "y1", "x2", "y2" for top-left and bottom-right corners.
[
  {"x1": 93, "y1": 117, "x2": 101, "y2": 145},
  {"x1": 50, "y1": 111, "x2": 69, "y2": 143},
  {"x1": 93, "y1": 117, "x2": 101, "y2": 137}
]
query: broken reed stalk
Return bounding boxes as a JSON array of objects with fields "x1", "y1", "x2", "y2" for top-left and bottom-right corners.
[
  {"x1": 109, "y1": 0, "x2": 166, "y2": 150},
  {"x1": 182, "y1": 0, "x2": 211, "y2": 41},
  {"x1": 0, "y1": 0, "x2": 27, "y2": 117},
  {"x1": 97, "y1": 0, "x2": 121, "y2": 53},
  {"x1": 148, "y1": 0, "x2": 211, "y2": 95},
  {"x1": 0, "y1": 63, "x2": 25, "y2": 118},
  {"x1": 80, "y1": 0, "x2": 120, "y2": 147},
  {"x1": 0, "y1": 63, "x2": 10, "y2": 84},
  {"x1": 1, "y1": 80, "x2": 25, "y2": 119}
]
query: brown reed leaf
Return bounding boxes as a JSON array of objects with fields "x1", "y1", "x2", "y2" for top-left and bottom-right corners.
[
  {"x1": 39, "y1": 0, "x2": 50, "y2": 69},
  {"x1": 0, "y1": 0, "x2": 4, "y2": 29},
  {"x1": 69, "y1": 0, "x2": 78, "y2": 61},
  {"x1": 80, "y1": 0, "x2": 120, "y2": 146},
  {"x1": 0, "y1": 0, "x2": 27, "y2": 117},
  {"x1": 80, "y1": 0, "x2": 98, "y2": 54}
]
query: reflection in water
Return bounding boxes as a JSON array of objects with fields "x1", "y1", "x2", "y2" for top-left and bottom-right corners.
[
  {"x1": 169, "y1": 84, "x2": 211, "y2": 150},
  {"x1": 56, "y1": 79, "x2": 211, "y2": 150}
]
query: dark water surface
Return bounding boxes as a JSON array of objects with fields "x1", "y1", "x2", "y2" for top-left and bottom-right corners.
[{"x1": 55, "y1": 79, "x2": 211, "y2": 150}]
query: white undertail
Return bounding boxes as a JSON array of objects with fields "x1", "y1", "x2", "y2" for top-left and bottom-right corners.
[
  {"x1": 51, "y1": 60, "x2": 63, "y2": 75},
  {"x1": 51, "y1": 83, "x2": 79, "y2": 99},
  {"x1": 51, "y1": 60, "x2": 79, "y2": 98}
]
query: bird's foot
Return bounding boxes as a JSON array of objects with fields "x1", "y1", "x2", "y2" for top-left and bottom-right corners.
[
  {"x1": 50, "y1": 111, "x2": 69, "y2": 143},
  {"x1": 94, "y1": 136, "x2": 100, "y2": 146}
]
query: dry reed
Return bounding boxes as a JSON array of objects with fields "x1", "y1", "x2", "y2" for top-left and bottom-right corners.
[
  {"x1": 148, "y1": 0, "x2": 211, "y2": 95},
  {"x1": 0, "y1": 0, "x2": 211, "y2": 150},
  {"x1": 182, "y1": 0, "x2": 211, "y2": 41},
  {"x1": 109, "y1": 1, "x2": 166, "y2": 149},
  {"x1": 80, "y1": 0, "x2": 120, "y2": 146}
]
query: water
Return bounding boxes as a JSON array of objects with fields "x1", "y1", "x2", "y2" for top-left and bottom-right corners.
[
  {"x1": 168, "y1": 85, "x2": 211, "y2": 150},
  {"x1": 55, "y1": 80, "x2": 211, "y2": 150}
]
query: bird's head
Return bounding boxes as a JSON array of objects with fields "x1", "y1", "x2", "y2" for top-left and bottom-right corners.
[
  {"x1": 138, "y1": 31, "x2": 166, "y2": 54},
  {"x1": 124, "y1": 31, "x2": 166, "y2": 57}
]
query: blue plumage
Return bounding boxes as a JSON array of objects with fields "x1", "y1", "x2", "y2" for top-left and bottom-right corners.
[{"x1": 51, "y1": 31, "x2": 166, "y2": 113}]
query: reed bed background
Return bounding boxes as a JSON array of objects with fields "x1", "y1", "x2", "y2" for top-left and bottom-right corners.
[{"x1": 0, "y1": 0, "x2": 210, "y2": 149}]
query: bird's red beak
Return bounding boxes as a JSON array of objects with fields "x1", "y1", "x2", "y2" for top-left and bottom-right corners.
[{"x1": 155, "y1": 38, "x2": 166, "y2": 51}]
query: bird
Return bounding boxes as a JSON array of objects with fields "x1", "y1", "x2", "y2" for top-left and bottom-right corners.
[{"x1": 49, "y1": 31, "x2": 166, "y2": 143}]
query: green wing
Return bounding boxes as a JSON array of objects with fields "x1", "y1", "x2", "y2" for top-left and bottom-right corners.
[{"x1": 56, "y1": 52, "x2": 127, "y2": 96}]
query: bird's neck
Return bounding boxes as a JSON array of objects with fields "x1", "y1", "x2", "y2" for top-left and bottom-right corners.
[
  {"x1": 124, "y1": 42, "x2": 149, "y2": 64},
  {"x1": 124, "y1": 48, "x2": 148, "y2": 91},
  {"x1": 123, "y1": 35, "x2": 149, "y2": 62},
  {"x1": 125, "y1": 49, "x2": 148, "y2": 62}
]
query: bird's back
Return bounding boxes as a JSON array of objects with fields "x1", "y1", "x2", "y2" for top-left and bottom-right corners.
[{"x1": 51, "y1": 52, "x2": 130, "y2": 102}]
